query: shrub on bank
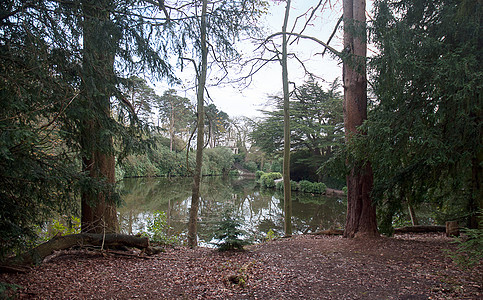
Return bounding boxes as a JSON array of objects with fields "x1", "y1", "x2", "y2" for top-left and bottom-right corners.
[
  {"x1": 299, "y1": 180, "x2": 327, "y2": 194},
  {"x1": 259, "y1": 172, "x2": 282, "y2": 188},
  {"x1": 121, "y1": 145, "x2": 239, "y2": 177},
  {"x1": 258, "y1": 172, "x2": 328, "y2": 194},
  {"x1": 276, "y1": 180, "x2": 298, "y2": 191}
]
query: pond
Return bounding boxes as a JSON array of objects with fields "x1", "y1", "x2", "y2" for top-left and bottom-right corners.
[{"x1": 118, "y1": 176, "x2": 347, "y2": 246}]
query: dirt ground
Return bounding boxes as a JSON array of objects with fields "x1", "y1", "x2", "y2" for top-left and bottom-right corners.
[{"x1": 1, "y1": 233, "x2": 481, "y2": 299}]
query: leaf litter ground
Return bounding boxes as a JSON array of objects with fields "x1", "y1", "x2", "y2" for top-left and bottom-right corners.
[{"x1": 1, "y1": 233, "x2": 481, "y2": 299}]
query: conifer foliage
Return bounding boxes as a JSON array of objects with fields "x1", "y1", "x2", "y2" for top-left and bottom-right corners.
[
  {"x1": 366, "y1": 0, "x2": 482, "y2": 230},
  {"x1": 0, "y1": 0, "x2": 174, "y2": 256}
]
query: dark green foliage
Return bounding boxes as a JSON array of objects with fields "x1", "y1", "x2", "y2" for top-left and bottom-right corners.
[
  {"x1": 211, "y1": 209, "x2": 250, "y2": 251},
  {"x1": 0, "y1": 0, "x2": 82, "y2": 257},
  {"x1": 299, "y1": 181, "x2": 312, "y2": 193},
  {"x1": 260, "y1": 175, "x2": 275, "y2": 188},
  {"x1": 449, "y1": 226, "x2": 483, "y2": 268},
  {"x1": 229, "y1": 170, "x2": 240, "y2": 177},
  {"x1": 255, "y1": 170, "x2": 265, "y2": 180},
  {"x1": 299, "y1": 180, "x2": 327, "y2": 194},
  {"x1": 0, "y1": 0, "x2": 177, "y2": 253},
  {"x1": 241, "y1": 161, "x2": 258, "y2": 173},
  {"x1": 204, "y1": 147, "x2": 235, "y2": 176},
  {"x1": 364, "y1": 0, "x2": 482, "y2": 228}
]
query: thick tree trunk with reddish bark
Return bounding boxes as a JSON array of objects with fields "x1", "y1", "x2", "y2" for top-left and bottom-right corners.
[
  {"x1": 343, "y1": 0, "x2": 378, "y2": 238},
  {"x1": 80, "y1": 0, "x2": 118, "y2": 234},
  {"x1": 81, "y1": 151, "x2": 117, "y2": 234}
]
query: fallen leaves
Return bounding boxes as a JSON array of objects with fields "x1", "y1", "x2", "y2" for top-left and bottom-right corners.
[{"x1": 0, "y1": 233, "x2": 481, "y2": 299}]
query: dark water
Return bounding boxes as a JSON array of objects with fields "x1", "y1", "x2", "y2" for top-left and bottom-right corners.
[{"x1": 118, "y1": 176, "x2": 346, "y2": 246}]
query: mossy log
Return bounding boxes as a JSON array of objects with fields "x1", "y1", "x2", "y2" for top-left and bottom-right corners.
[
  {"x1": 394, "y1": 225, "x2": 446, "y2": 234},
  {"x1": 6, "y1": 233, "x2": 150, "y2": 267}
]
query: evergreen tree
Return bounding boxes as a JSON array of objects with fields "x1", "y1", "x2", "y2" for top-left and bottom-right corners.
[
  {"x1": 156, "y1": 89, "x2": 194, "y2": 151},
  {"x1": 0, "y1": 0, "x2": 176, "y2": 252},
  {"x1": 251, "y1": 79, "x2": 344, "y2": 181},
  {"x1": 0, "y1": 0, "x2": 82, "y2": 256},
  {"x1": 365, "y1": 0, "x2": 482, "y2": 231}
]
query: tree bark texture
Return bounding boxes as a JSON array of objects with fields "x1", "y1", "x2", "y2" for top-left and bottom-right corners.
[
  {"x1": 80, "y1": 0, "x2": 118, "y2": 234},
  {"x1": 282, "y1": 0, "x2": 292, "y2": 237},
  {"x1": 408, "y1": 201, "x2": 419, "y2": 226},
  {"x1": 445, "y1": 221, "x2": 460, "y2": 237},
  {"x1": 343, "y1": 0, "x2": 378, "y2": 238},
  {"x1": 188, "y1": 0, "x2": 208, "y2": 248}
]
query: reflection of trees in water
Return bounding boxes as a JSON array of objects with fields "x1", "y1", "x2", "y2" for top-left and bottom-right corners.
[
  {"x1": 118, "y1": 177, "x2": 192, "y2": 235},
  {"x1": 118, "y1": 177, "x2": 346, "y2": 244}
]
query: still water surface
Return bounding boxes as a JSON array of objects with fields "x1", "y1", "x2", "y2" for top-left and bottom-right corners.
[{"x1": 118, "y1": 176, "x2": 346, "y2": 246}]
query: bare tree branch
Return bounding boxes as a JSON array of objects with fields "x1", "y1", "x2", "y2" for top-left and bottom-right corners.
[
  {"x1": 265, "y1": 32, "x2": 342, "y2": 58},
  {"x1": 321, "y1": 15, "x2": 343, "y2": 56}
]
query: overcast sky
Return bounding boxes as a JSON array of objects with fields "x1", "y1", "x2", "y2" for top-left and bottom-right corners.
[{"x1": 154, "y1": 1, "x2": 374, "y2": 119}]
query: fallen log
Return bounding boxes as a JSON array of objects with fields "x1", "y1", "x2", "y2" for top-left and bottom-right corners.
[
  {"x1": 310, "y1": 229, "x2": 344, "y2": 236},
  {"x1": 324, "y1": 188, "x2": 346, "y2": 197},
  {"x1": 394, "y1": 225, "x2": 446, "y2": 234},
  {"x1": 6, "y1": 233, "x2": 150, "y2": 267}
]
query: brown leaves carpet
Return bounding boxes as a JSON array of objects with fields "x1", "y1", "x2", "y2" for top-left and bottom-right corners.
[{"x1": 1, "y1": 233, "x2": 481, "y2": 299}]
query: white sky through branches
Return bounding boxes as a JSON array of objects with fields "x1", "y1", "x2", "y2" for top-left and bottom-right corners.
[{"x1": 154, "y1": 1, "x2": 374, "y2": 119}]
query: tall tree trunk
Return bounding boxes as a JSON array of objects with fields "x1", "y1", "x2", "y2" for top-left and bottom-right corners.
[
  {"x1": 169, "y1": 98, "x2": 175, "y2": 151},
  {"x1": 187, "y1": 0, "x2": 208, "y2": 248},
  {"x1": 282, "y1": 0, "x2": 292, "y2": 237},
  {"x1": 80, "y1": 0, "x2": 118, "y2": 234},
  {"x1": 343, "y1": 0, "x2": 378, "y2": 238}
]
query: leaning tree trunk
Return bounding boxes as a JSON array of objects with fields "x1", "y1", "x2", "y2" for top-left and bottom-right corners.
[
  {"x1": 187, "y1": 0, "x2": 208, "y2": 248},
  {"x1": 342, "y1": 0, "x2": 378, "y2": 238},
  {"x1": 80, "y1": 0, "x2": 118, "y2": 234},
  {"x1": 281, "y1": 0, "x2": 292, "y2": 237}
]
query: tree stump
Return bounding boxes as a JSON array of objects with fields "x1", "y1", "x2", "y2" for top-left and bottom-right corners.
[{"x1": 446, "y1": 221, "x2": 459, "y2": 237}]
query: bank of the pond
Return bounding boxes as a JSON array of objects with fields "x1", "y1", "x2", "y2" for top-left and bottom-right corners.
[{"x1": 1, "y1": 233, "x2": 481, "y2": 299}]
